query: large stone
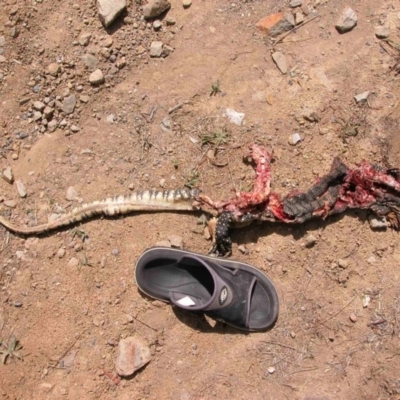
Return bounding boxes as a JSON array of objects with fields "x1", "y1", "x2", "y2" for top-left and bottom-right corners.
[
  {"x1": 97, "y1": 0, "x2": 127, "y2": 28},
  {"x1": 256, "y1": 13, "x2": 295, "y2": 37},
  {"x1": 89, "y1": 69, "x2": 105, "y2": 85},
  {"x1": 115, "y1": 336, "x2": 151, "y2": 377},
  {"x1": 143, "y1": 0, "x2": 171, "y2": 20},
  {"x1": 61, "y1": 95, "x2": 76, "y2": 114},
  {"x1": 335, "y1": 7, "x2": 357, "y2": 33}
]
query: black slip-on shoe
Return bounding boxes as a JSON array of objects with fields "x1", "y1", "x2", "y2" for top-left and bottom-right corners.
[{"x1": 134, "y1": 247, "x2": 279, "y2": 332}]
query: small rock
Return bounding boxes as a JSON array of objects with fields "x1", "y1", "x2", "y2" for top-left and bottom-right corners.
[
  {"x1": 41, "y1": 383, "x2": 53, "y2": 391},
  {"x1": 153, "y1": 20, "x2": 162, "y2": 30},
  {"x1": 256, "y1": 13, "x2": 295, "y2": 37},
  {"x1": 182, "y1": 0, "x2": 192, "y2": 8},
  {"x1": 289, "y1": 0, "x2": 302, "y2": 7},
  {"x1": 335, "y1": 7, "x2": 357, "y2": 33},
  {"x1": 375, "y1": 25, "x2": 390, "y2": 39},
  {"x1": 303, "y1": 111, "x2": 320, "y2": 122},
  {"x1": 368, "y1": 215, "x2": 388, "y2": 229},
  {"x1": 78, "y1": 31, "x2": 92, "y2": 46},
  {"x1": 203, "y1": 225, "x2": 211, "y2": 240},
  {"x1": 363, "y1": 295, "x2": 371, "y2": 308},
  {"x1": 150, "y1": 41, "x2": 163, "y2": 57},
  {"x1": 143, "y1": 0, "x2": 171, "y2": 20},
  {"x1": 290, "y1": 331, "x2": 296, "y2": 338},
  {"x1": 2, "y1": 167, "x2": 14, "y2": 184},
  {"x1": 70, "y1": 125, "x2": 80, "y2": 133},
  {"x1": 116, "y1": 57, "x2": 126, "y2": 69},
  {"x1": 68, "y1": 257, "x2": 79, "y2": 268},
  {"x1": 272, "y1": 51, "x2": 288, "y2": 74},
  {"x1": 168, "y1": 235, "x2": 183, "y2": 249},
  {"x1": 47, "y1": 120, "x2": 58, "y2": 132},
  {"x1": 62, "y1": 95, "x2": 76, "y2": 114},
  {"x1": 48, "y1": 63, "x2": 60, "y2": 76},
  {"x1": 66, "y1": 186, "x2": 78, "y2": 201},
  {"x1": 43, "y1": 106, "x2": 54, "y2": 119},
  {"x1": 0, "y1": 36, "x2": 5, "y2": 47},
  {"x1": 354, "y1": 91, "x2": 370, "y2": 103},
  {"x1": 349, "y1": 313, "x2": 357, "y2": 323},
  {"x1": 16, "y1": 180, "x2": 27, "y2": 198},
  {"x1": 33, "y1": 101, "x2": 45, "y2": 111},
  {"x1": 225, "y1": 108, "x2": 245, "y2": 126},
  {"x1": 82, "y1": 54, "x2": 99, "y2": 70},
  {"x1": 267, "y1": 366, "x2": 276, "y2": 374},
  {"x1": 0, "y1": 55, "x2": 6, "y2": 63},
  {"x1": 4, "y1": 200, "x2": 17, "y2": 208},
  {"x1": 304, "y1": 233, "x2": 317, "y2": 248},
  {"x1": 33, "y1": 111, "x2": 42, "y2": 121},
  {"x1": 57, "y1": 248, "x2": 66, "y2": 258},
  {"x1": 238, "y1": 244, "x2": 249, "y2": 255},
  {"x1": 337, "y1": 270, "x2": 349, "y2": 284},
  {"x1": 367, "y1": 255, "x2": 376, "y2": 264},
  {"x1": 10, "y1": 26, "x2": 19, "y2": 38},
  {"x1": 13, "y1": 301, "x2": 22, "y2": 307},
  {"x1": 295, "y1": 12, "x2": 304, "y2": 25},
  {"x1": 80, "y1": 95, "x2": 90, "y2": 103},
  {"x1": 48, "y1": 213, "x2": 61, "y2": 223},
  {"x1": 97, "y1": 0, "x2": 127, "y2": 28},
  {"x1": 89, "y1": 69, "x2": 105, "y2": 85},
  {"x1": 93, "y1": 316, "x2": 104, "y2": 326},
  {"x1": 337, "y1": 259, "x2": 349, "y2": 269},
  {"x1": 106, "y1": 114, "x2": 116, "y2": 123},
  {"x1": 103, "y1": 37, "x2": 113, "y2": 47},
  {"x1": 161, "y1": 116, "x2": 171, "y2": 131},
  {"x1": 289, "y1": 133, "x2": 301, "y2": 145},
  {"x1": 19, "y1": 97, "x2": 31, "y2": 106},
  {"x1": 115, "y1": 336, "x2": 152, "y2": 377}
]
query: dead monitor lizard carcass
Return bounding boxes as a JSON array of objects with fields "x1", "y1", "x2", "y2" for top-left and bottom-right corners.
[{"x1": 1, "y1": 144, "x2": 400, "y2": 256}]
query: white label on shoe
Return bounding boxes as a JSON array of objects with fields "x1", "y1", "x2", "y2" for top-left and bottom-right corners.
[{"x1": 176, "y1": 296, "x2": 196, "y2": 306}]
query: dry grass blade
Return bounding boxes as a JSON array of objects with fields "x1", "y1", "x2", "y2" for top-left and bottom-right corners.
[{"x1": 1, "y1": 335, "x2": 23, "y2": 365}]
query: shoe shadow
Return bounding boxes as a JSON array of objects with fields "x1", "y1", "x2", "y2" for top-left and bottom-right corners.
[
  {"x1": 171, "y1": 307, "x2": 242, "y2": 334},
  {"x1": 136, "y1": 290, "x2": 271, "y2": 334},
  {"x1": 171, "y1": 307, "x2": 271, "y2": 335}
]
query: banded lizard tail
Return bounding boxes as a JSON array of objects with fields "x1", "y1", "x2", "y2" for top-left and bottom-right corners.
[{"x1": 2, "y1": 144, "x2": 400, "y2": 256}]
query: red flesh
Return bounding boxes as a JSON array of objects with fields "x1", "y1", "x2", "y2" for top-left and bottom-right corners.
[{"x1": 201, "y1": 144, "x2": 400, "y2": 223}]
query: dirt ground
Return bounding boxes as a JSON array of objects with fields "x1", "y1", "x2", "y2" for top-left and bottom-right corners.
[{"x1": 1, "y1": 0, "x2": 400, "y2": 399}]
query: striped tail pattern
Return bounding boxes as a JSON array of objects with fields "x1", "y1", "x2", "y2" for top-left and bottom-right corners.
[{"x1": 0, "y1": 189, "x2": 201, "y2": 235}]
